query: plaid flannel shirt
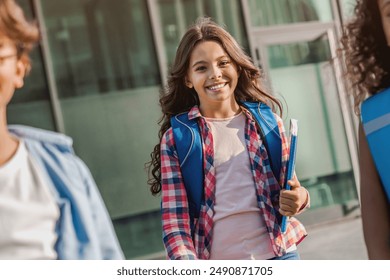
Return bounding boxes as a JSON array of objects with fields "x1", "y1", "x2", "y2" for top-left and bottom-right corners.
[{"x1": 161, "y1": 105, "x2": 307, "y2": 260}]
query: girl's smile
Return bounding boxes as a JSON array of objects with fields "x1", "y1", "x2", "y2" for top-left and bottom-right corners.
[{"x1": 206, "y1": 82, "x2": 228, "y2": 91}]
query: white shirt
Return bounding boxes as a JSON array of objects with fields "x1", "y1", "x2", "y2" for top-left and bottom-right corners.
[{"x1": 0, "y1": 139, "x2": 59, "y2": 259}]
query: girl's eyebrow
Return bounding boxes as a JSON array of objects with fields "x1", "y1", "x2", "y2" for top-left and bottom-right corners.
[
  {"x1": 191, "y1": 55, "x2": 228, "y2": 68},
  {"x1": 192, "y1": 60, "x2": 206, "y2": 68}
]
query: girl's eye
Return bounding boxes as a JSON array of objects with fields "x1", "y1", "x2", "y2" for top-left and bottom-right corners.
[
  {"x1": 220, "y1": 60, "x2": 230, "y2": 66},
  {"x1": 195, "y1": 66, "x2": 206, "y2": 71}
]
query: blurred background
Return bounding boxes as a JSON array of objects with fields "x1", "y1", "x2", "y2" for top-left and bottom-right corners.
[{"x1": 9, "y1": 0, "x2": 362, "y2": 259}]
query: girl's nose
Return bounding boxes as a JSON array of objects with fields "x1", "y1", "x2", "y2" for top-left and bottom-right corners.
[{"x1": 209, "y1": 66, "x2": 222, "y2": 80}]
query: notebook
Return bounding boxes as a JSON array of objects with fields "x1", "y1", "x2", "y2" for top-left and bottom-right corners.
[{"x1": 281, "y1": 119, "x2": 298, "y2": 233}]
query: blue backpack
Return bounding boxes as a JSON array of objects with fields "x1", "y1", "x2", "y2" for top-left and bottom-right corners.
[
  {"x1": 361, "y1": 87, "x2": 390, "y2": 202},
  {"x1": 170, "y1": 101, "x2": 282, "y2": 233}
]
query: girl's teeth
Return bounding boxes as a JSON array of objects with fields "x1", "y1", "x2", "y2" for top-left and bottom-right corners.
[{"x1": 209, "y1": 83, "x2": 225, "y2": 90}]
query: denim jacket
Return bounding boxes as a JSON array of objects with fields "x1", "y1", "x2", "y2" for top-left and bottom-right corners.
[{"x1": 8, "y1": 125, "x2": 124, "y2": 260}]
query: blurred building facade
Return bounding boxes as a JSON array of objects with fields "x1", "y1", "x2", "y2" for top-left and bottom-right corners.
[{"x1": 10, "y1": 0, "x2": 359, "y2": 259}]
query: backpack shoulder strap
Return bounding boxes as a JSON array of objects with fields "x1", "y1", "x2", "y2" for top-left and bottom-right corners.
[
  {"x1": 170, "y1": 112, "x2": 204, "y2": 232},
  {"x1": 242, "y1": 101, "x2": 282, "y2": 181},
  {"x1": 361, "y1": 89, "x2": 390, "y2": 202}
]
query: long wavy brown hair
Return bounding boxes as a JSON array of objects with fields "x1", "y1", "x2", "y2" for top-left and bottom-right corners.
[
  {"x1": 147, "y1": 17, "x2": 282, "y2": 195},
  {"x1": 340, "y1": 0, "x2": 390, "y2": 114},
  {"x1": 0, "y1": 0, "x2": 39, "y2": 72}
]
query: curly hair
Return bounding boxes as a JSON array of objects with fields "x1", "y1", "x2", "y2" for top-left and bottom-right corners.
[
  {"x1": 146, "y1": 17, "x2": 282, "y2": 195},
  {"x1": 0, "y1": 0, "x2": 39, "y2": 72},
  {"x1": 341, "y1": 0, "x2": 390, "y2": 114}
]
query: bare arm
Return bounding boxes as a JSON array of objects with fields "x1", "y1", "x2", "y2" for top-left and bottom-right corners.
[{"x1": 359, "y1": 124, "x2": 390, "y2": 259}]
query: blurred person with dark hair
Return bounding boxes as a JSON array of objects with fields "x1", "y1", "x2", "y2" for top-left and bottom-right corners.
[
  {"x1": 0, "y1": 0, "x2": 123, "y2": 259},
  {"x1": 341, "y1": 0, "x2": 390, "y2": 259}
]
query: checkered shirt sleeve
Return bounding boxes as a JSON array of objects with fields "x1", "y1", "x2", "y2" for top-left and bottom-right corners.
[
  {"x1": 275, "y1": 114, "x2": 289, "y2": 187},
  {"x1": 160, "y1": 128, "x2": 198, "y2": 260}
]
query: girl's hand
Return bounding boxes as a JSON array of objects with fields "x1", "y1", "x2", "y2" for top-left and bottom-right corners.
[{"x1": 279, "y1": 174, "x2": 309, "y2": 216}]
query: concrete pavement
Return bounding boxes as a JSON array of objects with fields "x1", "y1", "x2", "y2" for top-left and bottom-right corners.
[
  {"x1": 299, "y1": 216, "x2": 368, "y2": 260},
  {"x1": 143, "y1": 213, "x2": 370, "y2": 260}
]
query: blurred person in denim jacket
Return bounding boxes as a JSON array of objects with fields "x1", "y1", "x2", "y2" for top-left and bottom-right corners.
[{"x1": 0, "y1": 0, "x2": 123, "y2": 259}]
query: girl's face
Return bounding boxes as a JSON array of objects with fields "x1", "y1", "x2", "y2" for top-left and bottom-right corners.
[
  {"x1": 379, "y1": 0, "x2": 390, "y2": 46},
  {"x1": 186, "y1": 41, "x2": 239, "y2": 114}
]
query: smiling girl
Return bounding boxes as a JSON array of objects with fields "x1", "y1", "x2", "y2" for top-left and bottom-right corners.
[{"x1": 147, "y1": 17, "x2": 309, "y2": 260}]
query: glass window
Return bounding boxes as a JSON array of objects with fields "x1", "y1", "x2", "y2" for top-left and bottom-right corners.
[
  {"x1": 158, "y1": 0, "x2": 249, "y2": 67},
  {"x1": 39, "y1": 0, "x2": 164, "y2": 259},
  {"x1": 39, "y1": 0, "x2": 164, "y2": 215},
  {"x1": 7, "y1": 0, "x2": 55, "y2": 131},
  {"x1": 339, "y1": 0, "x2": 357, "y2": 22},
  {"x1": 268, "y1": 36, "x2": 332, "y2": 68},
  {"x1": 41, "y1": 0, "x2": 160, "y2": 98},
  {"x1": 265, "y1": 34, "x2": 358, "y2": 210},
  {"x1": 248, "y1": 0, "x2": 333, "y2": 26}
]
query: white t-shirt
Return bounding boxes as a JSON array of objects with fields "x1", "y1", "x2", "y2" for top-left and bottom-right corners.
[
  {"x1": 0, "y1": 139, "x2": 59, "y2": 259},
  {"x1": 206, "y1": 112, "x2": 275, "y2": 259}
]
